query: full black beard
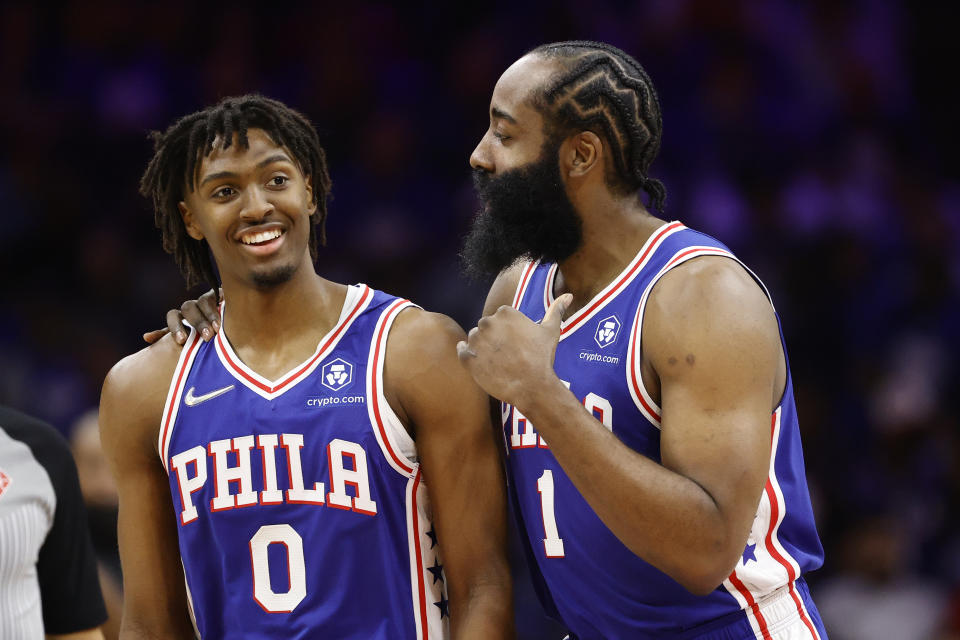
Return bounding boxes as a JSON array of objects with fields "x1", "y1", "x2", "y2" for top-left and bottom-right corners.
[{"x1": 460, "y1": 144, "x2": 583, "y2": 282}]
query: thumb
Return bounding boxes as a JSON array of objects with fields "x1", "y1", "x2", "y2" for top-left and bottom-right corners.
[{"x1": 542, "y1": 293, "x2": 573, "y2": 330}]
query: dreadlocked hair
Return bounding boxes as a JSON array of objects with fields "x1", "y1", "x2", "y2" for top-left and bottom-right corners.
[
  {"x1": 528, "y1": 41, "x2": 667, "y2": 212},
  {"x1": 139, "y1": 94, "x2": 332, "y2": 292}
]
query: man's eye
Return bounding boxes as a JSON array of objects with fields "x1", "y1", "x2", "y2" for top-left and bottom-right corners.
[
  {"x1": 493, "y1": 131, "x2": 510, "y2": 142},
  {"x1": 213, "y1": 186, "x2": 235, "y2": 198},
  {"x1": 270, "y1": 176, "x2": 288, "y2": 186}
]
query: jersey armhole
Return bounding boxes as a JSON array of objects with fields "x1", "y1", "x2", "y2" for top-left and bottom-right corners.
[
  {"x1": 365, "y1": 300, "x2": 420, "y2": 477},
  {"x1": 511, "y1": 261, "x2": 540, "y2": 309},
  {"x1": 627, "y1": 247, "x2": 773, "y2": 428},
  {"x1": 543, "y1": 263, "x2": 559, "y2": 313},
  {"x1": 158, "y1": 327, "x2": 203, "y2": 472}
]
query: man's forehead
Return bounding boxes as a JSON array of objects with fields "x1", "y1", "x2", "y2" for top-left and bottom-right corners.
[
  {"x1": 490, "y1": 54, "x2": 558, "y2": 111},
  {"x1": 197, "y1": 129, "x2": 292, "y2": 172},
  {"x1": 204, "y1": 129, "x2": 286, "y2": 161}
]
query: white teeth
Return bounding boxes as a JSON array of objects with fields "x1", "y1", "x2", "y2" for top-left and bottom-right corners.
[{"x1": 241, "y1": 229, "x2": 282, "y2": 245}]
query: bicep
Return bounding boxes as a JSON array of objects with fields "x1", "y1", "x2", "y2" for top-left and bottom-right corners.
[
  {"x1": 99, "y1": 360, "x2": 193, "y2": 634},
  {"x1": 113, "y1": 456, "x2": 190, "y2": 623},
  {"x1": 388, "y1": 313, "x2": 510, "y2": 595},
  {"x1": 646, "y1": 260, "x2": 779, "y2": 523}
]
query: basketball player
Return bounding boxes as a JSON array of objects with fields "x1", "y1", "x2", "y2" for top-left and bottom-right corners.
[
  {"x1": 99, "y1": 96, "x2": 512, "y2": 638},
  {"x1": 154, "y1": 44, "x2": 828, "y2": 638},
  {"x1": 455, "y1": 42, "x2": 829, "y2": 639}
]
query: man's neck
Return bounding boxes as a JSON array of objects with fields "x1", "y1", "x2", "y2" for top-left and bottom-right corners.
[
  {"x1": 555, "y1": 192, "x2": 666, "y2": 314},
  {"x1": 219, "y1": 265, "x2": 346, "y2": 359}
]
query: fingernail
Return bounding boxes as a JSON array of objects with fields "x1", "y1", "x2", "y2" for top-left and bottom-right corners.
[
  {"x1": 212, "y1": 320, "x2": 220, "y2": 330},
  {"x1": 176, "y1": 331, "x2": 185, "y2": 343},
  {"x1": 202, "y1": 328, "x2": 211, "y2": 339}
]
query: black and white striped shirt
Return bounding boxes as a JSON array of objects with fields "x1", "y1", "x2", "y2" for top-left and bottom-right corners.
[{"x1": 0, "y1": 406, "x2": 106, "y2": 638}]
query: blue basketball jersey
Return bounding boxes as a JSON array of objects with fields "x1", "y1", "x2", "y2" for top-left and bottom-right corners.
[
  {"x1": 505, "y1": 222, "x2": 825, "y2": 639},
  {"x1": 158, "y1": 285, "x2": 449, "y2": 640}
]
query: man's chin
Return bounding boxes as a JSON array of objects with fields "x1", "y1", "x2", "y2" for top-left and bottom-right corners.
[
  {"x1": 250, "y1": 263, "x2": 298, "y2": 289},
  {"x1": 460, "y1": 214, "x2": 522, "y2": 282}
]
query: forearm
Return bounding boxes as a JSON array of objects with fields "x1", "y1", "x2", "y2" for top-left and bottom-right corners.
[
  {"x1": 443, "y1": 479, "x2": 514, "y2": 639},
  {"x1": 452, "y1": 580, "x2": 515, "y2": 639},
  {"x1": 520, "y1": 380, "x2": 740, "y2": 593}
]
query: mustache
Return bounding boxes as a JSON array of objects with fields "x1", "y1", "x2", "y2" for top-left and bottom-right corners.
[{"x1": 472, "y1": 168, "x2": 493, "y2": 197}]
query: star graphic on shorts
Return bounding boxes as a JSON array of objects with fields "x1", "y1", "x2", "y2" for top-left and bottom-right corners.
[
  {"x1": 434, "y1": 595, "x2": 449, "y2": 618},
  {"x1": 742, "y1": 542, "x2": 757, "y2": 565},
  {"x1": 427, "y1": 557, "x2": 444, "y2": 584},
  {"x1": 426, "y1": 526, "x2": 438, "y2": 549}
]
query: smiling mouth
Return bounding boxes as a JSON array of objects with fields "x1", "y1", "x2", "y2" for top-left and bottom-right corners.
[{"x1": 240, "y1": 229, "x2": 284, "y2": 245}]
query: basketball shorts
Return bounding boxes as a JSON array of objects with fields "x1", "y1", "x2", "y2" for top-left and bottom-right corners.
[
  {"x1": 681, "y1": 577, "x2": 828, "y2": 640},
  {"x1": 562, "y1": 577, "x2": 828, "y2": 639}
]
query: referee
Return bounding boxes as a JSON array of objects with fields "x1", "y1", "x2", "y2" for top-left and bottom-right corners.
[{"x1": 0, "y1": 405, "x2": 107, "y2": 639}]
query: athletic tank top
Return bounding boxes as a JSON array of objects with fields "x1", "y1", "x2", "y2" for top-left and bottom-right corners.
[
  {"x1": 159, "y1": 285, "x2": 448, "y2": 640},
  {"x1": 505, "y1": 222, "x2": 824, "y2": 638}
]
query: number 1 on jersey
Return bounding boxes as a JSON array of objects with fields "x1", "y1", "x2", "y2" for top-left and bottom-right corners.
[{"x1": 537, "y1": 469, "x2": 565, "y2": 558}]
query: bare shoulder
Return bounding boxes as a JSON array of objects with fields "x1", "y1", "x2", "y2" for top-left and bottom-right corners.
[
  {"x1": 100, "y1": 333, "x2": 185, "y2": 456},
  {"x1": 384, "y1": 306, "x2": 487, "y2": 430},
  {"x1": 482, "y1": 262, "x2": 528, "y2": 317},
  {"x1": 102, "y1": 333, "x2": 183, "y2": 405},
  {"x1": 644, "y1": 256, "x2": 779, "y2": 365},
  {"x1": 650, "y1": 256, "x2": 770, "y2": 315},
  {"x1": 387, "y1": 306, "x2": 465, "y2": 367}
]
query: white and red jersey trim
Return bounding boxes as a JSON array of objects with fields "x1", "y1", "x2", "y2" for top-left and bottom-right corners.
[
  {"x1": 625, "y1": 245, "x2": 735, "y2": 426},
  {"x1": 405, "y1": 469, "x2": 448, "y2": 640},
  {"x1": 722, "y1": 409, "x2": 822, "y2": 639},
  {"x1": 213, "y1": 285, "x2": 374, "y2": 401},
  {"x1": 624, "y1": 244, "x2": 775, "y2": 427},
  {"x1": 543, "y1": 263, "x2": 559, "y2": 310},
  {"x1": 366, "y1": 303, "x2": 447, "y2": 640},
  {"x1": 407, "y1": 469, "x2": 428, "y2": 640},
  {"x1": 510, "y1": 261, "x2": 540, "y2": 310},
  {"x1": 159, "y1": 329, "x2": 203, "y2": 472},
  {"x1": 557, "y1": 221, "x2": 685, "y2": 340},
  {"x1": 365, "y1": 298, "x2": 418, "y2": 477}
]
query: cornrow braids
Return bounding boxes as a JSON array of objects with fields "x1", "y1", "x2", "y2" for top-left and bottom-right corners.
[
  {"x1": 528, "y1": 41, "x2": 667, "y2": 212},
  {"x1": 139, "y1": 94, "x2": 332, "y2": 292}
]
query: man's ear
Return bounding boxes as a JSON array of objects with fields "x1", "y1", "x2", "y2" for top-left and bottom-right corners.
[
  {"x1": 178, "y1": 202, "x2": 205, "y2": 240},
  {"x1": 303, "y1": 175, "x2": 317, "y2": 216},
  {"x1": 565, "y1": 131, "x2": 602, "y2": 179}
]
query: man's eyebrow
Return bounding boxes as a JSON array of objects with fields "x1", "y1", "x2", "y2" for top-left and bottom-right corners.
[
  {"x1": 198, "y1": 154, "x2": 294, "y2": 187},
  {"x1": 198, "y1": 171, "x2": 236, "y2": 188},
  {"x1": 256, "y1": 153, "x2": 294, "y2": 169},
  {"x1": 491, "y1": 107, "x2": 517, "y2": 124}
]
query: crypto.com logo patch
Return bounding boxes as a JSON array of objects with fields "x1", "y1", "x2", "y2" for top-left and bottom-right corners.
[
  {"x1": 594, "y1": 315, "x2": 622, "y2": 349},
  {"x1": 321, "y1": 358, "x2": 354, "y2": 391}
]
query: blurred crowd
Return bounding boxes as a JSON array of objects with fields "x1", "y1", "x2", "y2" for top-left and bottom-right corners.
[{"x1": 0, "y1": 1, "x2": 957, "y2": 638}]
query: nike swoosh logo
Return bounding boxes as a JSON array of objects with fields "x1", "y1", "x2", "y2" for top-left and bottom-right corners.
[{"x1": 184, "y1": 384, "x2": 235, "y2": 407}]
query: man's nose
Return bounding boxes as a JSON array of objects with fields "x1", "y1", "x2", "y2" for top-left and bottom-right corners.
[
  {"x1": 469, "y1": 135, "x2": 494, "y2": 172},
  {"x1": 240, "y1": 186, "x2": 274, "y2": 221}
]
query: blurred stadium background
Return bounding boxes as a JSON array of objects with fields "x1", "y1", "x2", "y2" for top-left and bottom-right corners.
[{"x1": 0, "y1": 2, "x2": 957, "y2": 637}]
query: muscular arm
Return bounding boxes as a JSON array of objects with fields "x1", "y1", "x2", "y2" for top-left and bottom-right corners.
[
  {"x1": 462, "y1": 258, "x2": 778, "y2": 595},
  {"x1": 386, "y1": 308, "x2": 514, "y2": 639},
  {"x1": 99, "y1": 337, "x2": 196, "y2": 638}
]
